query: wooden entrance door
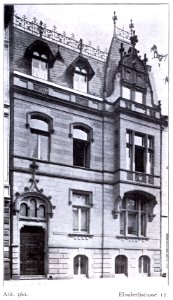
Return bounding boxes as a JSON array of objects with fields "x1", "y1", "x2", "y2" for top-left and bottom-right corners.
[{"x1": 20, "y1": 226, "x2": 45, "y2": 275}]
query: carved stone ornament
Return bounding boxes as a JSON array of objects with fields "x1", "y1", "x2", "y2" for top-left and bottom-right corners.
[
  {"x1": 112, "y1": 195, "x2": 122, "y2": 219},
  {"x1": 13, "y1": 161, "x2": 55, "y2": 218}
]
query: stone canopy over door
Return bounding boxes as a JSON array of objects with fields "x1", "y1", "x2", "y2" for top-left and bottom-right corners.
[
  {"x1": 20, "y1": 226, "x2": 45, "y2": 275},
  {"x1": 12, "y1": 162, "x2": 55, "y2": 279}
]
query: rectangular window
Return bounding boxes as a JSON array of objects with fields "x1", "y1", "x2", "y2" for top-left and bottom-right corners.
[
  {"x1": 126, "y1": 131, "x2": 154, "y2": 174},
  {"x1": 120, "y1": 198, "x2": 147, "y2": 237},
  {"x1": 135, "y1": 91, "x2": 143, "y2": 104},
  {"x1": 73, "y1": 73, "x2": 87, "y2": 93},
  {"x1": 73, "y1": 139, "x2": 89, "y2": 167},
  {"x1": 122, "y1": 86, "x2": 131, "y2": 100},
  {"x1": 72, "y1": 192, "x2": 90, "y2": 233},
  {"x1": 32, "y1": 58, "x2": 48, "y2": 80},
  {"x1": 30, "y1": 132, "x2": 49, "y2": 160}
]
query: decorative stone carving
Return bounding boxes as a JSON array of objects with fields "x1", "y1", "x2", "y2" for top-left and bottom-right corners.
[{"x1": 112, "y1": 195, "x2": 122, "y2": 219}]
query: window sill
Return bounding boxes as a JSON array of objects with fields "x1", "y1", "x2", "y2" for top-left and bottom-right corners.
[
  {"x1": 116, "y1": 235, "x2": 149, "y2": 241},
  {"x1": 19, "y1": 217, "x2": 46, "y2": 222},
  {"x1": 68, "y1": 233, "x2": 93, "y2": 238}
]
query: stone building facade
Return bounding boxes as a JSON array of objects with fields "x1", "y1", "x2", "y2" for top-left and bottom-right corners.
[{"x1": 4, "y1": 6, "x2": 168, "y2": 280}]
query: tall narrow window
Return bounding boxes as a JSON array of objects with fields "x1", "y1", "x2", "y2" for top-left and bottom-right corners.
[
  {"x1": 72, "y1": 192, "x2": 90, "y2": 233},
  {"x1": 30, "y1": 117, "x2": 49, "y2": 160},
  {"x1": 134, "y1": 134, "x2": 145, "y2": 173},
  {"x1": 139, "y1": 256, "x2": 150, "y2": 275},
  {"x1": 20, "y1": 203, "x2": 28, "y2": 217},
  {"x1": 73, "y1": 126, "x2": 90, "y2": 168},
  {"x1": 126, "y1": 131, "x2": 132, "y2": 170},
  {"x1": 74, "y1": 255, "x2": 88, "y2": 277},
  {"x1": 32, "y1": 52, "x2": 48, "y2": 80},
  {"x1": 73, "y1": 67, "x2": 88, "y2": 93},
  {"x1": 147, "y1": 136, "x2": 154, "y2": 174}
]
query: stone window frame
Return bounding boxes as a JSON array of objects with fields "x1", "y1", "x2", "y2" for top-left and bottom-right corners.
[
  {"x1": 68, "y1": 189, "x2": 93, "y2": 235},
  {"x1": 69, "y1": 122, "x2": 94, "y2": 169},
  {"x1": 126, "y1": 129, "x2": 154, "y2": 175}
]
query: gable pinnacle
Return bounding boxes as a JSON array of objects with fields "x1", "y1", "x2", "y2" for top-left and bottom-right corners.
[
  {"x1": 79, "y1": 38, "x2": 83, "y2": 55},
  {"x1": 129, "y1": 19, "x2": 134, "y2": 37},
  {"x1": 129, "y1": 19, "x2": 138, "y2": 48},
  {"x1": 112, "y1": 11, "x2": 117, "y2": 35}
]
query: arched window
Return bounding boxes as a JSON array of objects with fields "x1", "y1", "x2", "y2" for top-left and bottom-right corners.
[
  {"x1": 32, "y1": 51, "x2": 48, "y2": 80},
  {"x1": 139, "y1": 256, "x2": 150, "y2": 275},
  {"x1": 115, "y1": 255, "x2": 128, "y2": 276},
  {"x1": 73, "y1": 67, "x2": 88, "y2": 93},
  {"x1": 27, "y1": 112, "x2": 54, "y2": 161},
  {"x1": 20, "y1": 203, "x2": 28, "y2": 217},
  {"x1": 38, "y1": 205, "x2": 46, "y2": 218},
  {"x1": 74, "y1": 255, "x2": 88, "y2": 277},
  {"x1": 18, "y1": 196, "x2": 47, "y2": 220},
  {"x1": 30, "y1": 199, "x2": 37, "y2": 217},
  {"x1": 73, "y1": 125, "x2": 91, "y2": 168}
]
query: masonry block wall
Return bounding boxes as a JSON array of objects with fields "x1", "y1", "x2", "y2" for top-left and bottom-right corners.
[{"x1": 4, "y1": 11, "x2": 167, "y2": 280}]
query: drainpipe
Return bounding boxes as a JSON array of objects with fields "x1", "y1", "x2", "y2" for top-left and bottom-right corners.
[
  {"x1": 160, "y1": 119, "x2": 162, "y2": 278},
  {"x1": 101, "y1": 96, "x2": 106, "y2": 278}
]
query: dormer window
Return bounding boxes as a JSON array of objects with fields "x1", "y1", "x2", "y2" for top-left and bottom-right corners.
[
  {"x1": 24, "y1": 39, "x2": 55, "y2": 80},
  {"x1": 67, "y1": 55, "x2": 95, "y2": 94},
  {"x1": 73, "y1": 67, "x2": 88, "y2": 93},
  {"x1": 32, "y1": 51, "x2": 48, "y2": 80}
]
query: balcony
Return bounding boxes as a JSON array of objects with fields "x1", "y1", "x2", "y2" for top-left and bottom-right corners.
[{"x1": 113, "y1": 97, "x2": 161, "y2": 119}]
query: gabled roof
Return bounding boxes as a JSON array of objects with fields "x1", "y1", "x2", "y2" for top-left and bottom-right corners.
[
  {"x1": 24, "y1": 39, "x2": 55, "y2": 68},
  {"x1": 67, "y1": 54, "x2": 95, "y2": 81}
]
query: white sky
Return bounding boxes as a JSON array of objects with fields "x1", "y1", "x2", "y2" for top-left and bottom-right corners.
[{"x1": 14, "y1": 3, "x2": 168, "y2": 114}]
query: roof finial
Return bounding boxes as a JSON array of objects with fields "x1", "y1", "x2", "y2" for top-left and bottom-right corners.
[
  {"x1": 112, "y1": 11, "x2": 117, "y2": 35},
  {"x1": 129, "y1": 19, "x2": 138, "y2": 48},
  {"x1": 79, "y1": 38, "x2": 83, "y2": 55},
  {"x1": 129, "y1": 19, "x2": 134, "y2": 37}
]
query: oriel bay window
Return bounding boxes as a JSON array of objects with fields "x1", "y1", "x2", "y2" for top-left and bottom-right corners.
[
  {"x1": 126, "y1": 130, "x2": 154, "y2": 174},
  {"x1": 120, "y1": 197, "x2": 147, "y2": 237}
]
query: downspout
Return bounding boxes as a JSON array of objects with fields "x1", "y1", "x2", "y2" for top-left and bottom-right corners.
[
  {"x1": 9, "y1": 8, "x2": 14, "y2": 279},
  {"x1": 101, "y1": 94, "x2": 106, "y2": 278},
  {"x1": 160, "y1": 120, "x2": 162, "y2": 277}
]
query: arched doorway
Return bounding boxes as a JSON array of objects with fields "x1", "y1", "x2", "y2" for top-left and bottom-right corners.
[
  {"x1": 115, "y1": 255, "x2": 128, "y2": 276},
  {"x1": 20, "y1": 226, "x2": 45, "y2": 275}
]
